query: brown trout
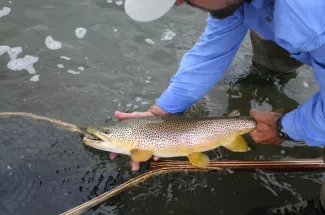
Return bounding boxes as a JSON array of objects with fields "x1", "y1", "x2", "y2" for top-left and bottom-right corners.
[{"x1": 83, "y1": 110, "x2": 256, "y2": 167}]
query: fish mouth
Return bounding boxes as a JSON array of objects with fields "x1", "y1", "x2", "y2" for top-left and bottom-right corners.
[{"x1": 83, "y1": 127, "x2": 107, "y2": 146}]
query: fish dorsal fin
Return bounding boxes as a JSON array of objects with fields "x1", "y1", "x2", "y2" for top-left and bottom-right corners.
[
  {"x1": 131, "y1": 149, "x2": 153, "y2": 162},
  {"x1": 188, "y1": 152, "x2": 210, "y2": 167},
  {"x1": 223, "y1": 110, "x2": 241, "y2": 117},
  {"x1": 222, "y1": 136, "x2": 248, "y2": 152}
]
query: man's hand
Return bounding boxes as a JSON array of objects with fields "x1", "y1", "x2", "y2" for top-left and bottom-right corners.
[
  {"x1": 249, "y1": 109, "x2": 285, "y2": 144},
  {"x1": 112, "y1": 104, "x2": 170, "y2": 171}
]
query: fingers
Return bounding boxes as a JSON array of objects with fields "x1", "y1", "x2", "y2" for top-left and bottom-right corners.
[
  {"x1": 109, "y1": 152, "x2": 118, "y2": 160},
  {"x1": 114, "y1": 111, "x2": 134, "y2": 120},
  {"x1": 131, "y1": 160, "x2": 140, "y2": 171},
  {"x1": 114, "y1": 111, "x2": 155, "y2": 120}
]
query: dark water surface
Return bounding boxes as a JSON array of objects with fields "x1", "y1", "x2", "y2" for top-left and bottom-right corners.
[{"x1": 0, "y1": 0, "x2": 324, "y2": 214}]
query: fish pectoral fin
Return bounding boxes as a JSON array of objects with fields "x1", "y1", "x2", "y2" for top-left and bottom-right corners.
[
  {"x1": 131, "y1": 149, "x2": 153, "y2": 162},
  {"x1": 222, "y1": 136, "x2": 248, "y2": 152},
  {"x1": 188, "y1": 152, "x2": 210, "y2": 168}
]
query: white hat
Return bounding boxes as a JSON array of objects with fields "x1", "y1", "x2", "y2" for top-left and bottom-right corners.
[{"x1": 124, "y1": 0, "x2": 176, "y2": 22}]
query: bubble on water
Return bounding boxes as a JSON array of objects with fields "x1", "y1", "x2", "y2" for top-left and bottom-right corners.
[
  {"x1": 0, "y1": 45, "x2": 10, "y2": 56},
  {"x1": 67, "y1": 70, "x2": 80, "y2": 75},
  {"x1": 115, "y1": 0, "x2": 123, "y2": 5},
  {"x1": 141, "y1": 101, "x2": 149, "y2": 105},
  {"x1": 280, "y1": 150, "x2": 285, "y2": 155},
  {"x1": 57, "y1": 64, "x2": 64, "y2": 68},
  {"x1": 77, "y1": 66, "x2": 84, "y2": 71},
  {"x1": 0, "y1": 7, "x2": 11, "y2": 18},
  {"x1": 7, "y1": 165, "x2": 12, "y2": 170},
  {"x1": 133, "y1": 105, "x2": 139, "y2": 110},
  {"x1": 9, "y1": 1, "x2": 12, "y2": 3},
  {"x1": 146, "y1": 80, "x2": 150, "y2": 83},
  {"x1": 160, "y1": 29, "x2": 176, "y2": 41},
  {"x1": 135, "y1": 97, "x2": 142, "y2": 102},
  {"x1": 30, "y1": 75, "x2": 40, "y2": 82},
  {"x1": 113, "y1": 28, "x2": 117, "y2": 32},
  {"x1": 7, "y1": 47, "x2": 22, "y2": 60},
  {"x1": 60, "y1": 56, "x2": 71, "y2": 60},
  {"x1": 145, "y1": 38, "x2": 155, "y2": 45},
  {"x1": 45, "y1": 36, "x2": 62, "y2": 50},
  {"x1": 126, "y1": 103, "x2": 132, "y2": 108},
  {"x1": 106, "y1": 0, "x2": 112, "y2": 3},
  {"x1": 303, "y1": 82, "x2": 309, "y2": 88},
  {"x1": 75, "y1": 27, "x2": 87, "y2": 39},
  {"x1": 147, "y1": 76, "x2": 151, "y2": 80},
  {"x1": 7, "y1": 55, "x2": 39, "y2": 74},
  {"x1": 85, "y1": 57, "x2": 88, "y2": 60}
]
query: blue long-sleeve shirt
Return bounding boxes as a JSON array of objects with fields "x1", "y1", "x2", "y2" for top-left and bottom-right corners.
[{"x1": 156, "y1": 0, "x2": 325, "y2": 146}]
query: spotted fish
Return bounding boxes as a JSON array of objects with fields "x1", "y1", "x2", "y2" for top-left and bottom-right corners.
[{"x1": 83, "y1": 110, "x2": 256, "y2": 168}]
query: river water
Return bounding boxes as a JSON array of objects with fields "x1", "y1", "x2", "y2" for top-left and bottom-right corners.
[{"x1": 0, "y1": 0, "x2": 324, "y2": 214}]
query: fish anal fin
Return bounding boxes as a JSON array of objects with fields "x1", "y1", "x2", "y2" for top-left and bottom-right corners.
[
  {"x1": 188, "y1": 152, "x2": 210, "y2": 168},
  {"x1": 131, "y1": 149, "x2": 153, "y2": 162},
  {"x1": 222, "y1": 135, "x2": 248, "y2": 152}
]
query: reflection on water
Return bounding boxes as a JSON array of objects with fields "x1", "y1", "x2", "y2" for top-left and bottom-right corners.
[{"x1": 0, "y1": 0, "x2": 324, "y2": 214}]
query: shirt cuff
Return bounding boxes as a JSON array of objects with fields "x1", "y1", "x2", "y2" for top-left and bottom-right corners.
[
  {"x1": 156, "y1": 88, "x2": 194, "y2": 114},
  {"x1": 281, "y1": 110, "x2": 303, "y2": 142}
]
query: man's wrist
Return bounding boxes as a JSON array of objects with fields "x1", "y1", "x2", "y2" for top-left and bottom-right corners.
[
  {"x1": 147, "y1": 104, "x2": 171, "y2": 116},
  {"x1": 276, "y1": 116, "x2": 295, "y2": 141}
]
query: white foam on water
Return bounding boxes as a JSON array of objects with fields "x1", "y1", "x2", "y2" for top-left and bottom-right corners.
[
  {"x1": 7, "y1": 47, "x2": 22, "y2": 60},
  {"x1": 133, "y1": 105, "x2": 139, "y2": 110},
  {"x1": 67, "y1": 70, "x2": 80, "y2": 75},
  {"x1": 145, "y1": 80, "x2": 150, "y2": 83},
  {"x1": 254, "y1": 170, "x2": 302, "y2": 199},
  {"x1": 77, "y1": 66, "x2": 84, "y2": 71},
  {"x1": 126, "y1": 103, "x2": 132, "y2": 108},
  {"x1": 60, "y1": 56, "x2": 71, "y2": 60},
  {"x1": 115, "y1": 0, "x2": 123, "y2": 5},
  {"x1": 45, "y1": 36, "x2": 62, "y2": 50},
  {"x1": 145, "y1": 38, "x2": 155, "y2": 45},
  {"x1": 75, "y1": 27, "x2": 87, "y2": 39},
  {"x1": 160, "y1": 29, "x2": 176, "y2": 40},
  {"x1": 106, "y1": 0, "x2": 112, "y2": 3},
  {"x1": 113, "y1": 28, "x2": 117, "y2": 32},
  {"x1": 9, "y1": 1, "x2": 12, "y2": 3},
  {"x1": 57, "y1": 64, "x2": 64, "y2": 68},
  {"x1": 303, "y1": 82, "x2": 309, "y2": 88},
  {"x1": 7, "y1": 55, "x2": 39, "y2": 74},
  {"x1": 30, "y1": 75, "x2": 39, "y2": 82},
  {"x1": 0, "y1": 45, "x2": 10, "y2": 56},
  {"x1": 7, "y1": 165, "x2": 12, "y2": 170},
  {"x1": 0, "y1": 7, "x2": 11, "y2": 18},
  {"x1": 135, "y1": 97, "x2": 142, "y2": 102}
]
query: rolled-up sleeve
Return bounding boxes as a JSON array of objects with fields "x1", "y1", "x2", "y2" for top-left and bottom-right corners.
[{"x1": 156, "y1": 11, "x2": 248, "y2": 113}]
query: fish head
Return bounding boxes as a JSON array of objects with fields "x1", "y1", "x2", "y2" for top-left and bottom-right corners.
[{"x1": 82, "y1": 123, "x2": 135, "y2": 155}]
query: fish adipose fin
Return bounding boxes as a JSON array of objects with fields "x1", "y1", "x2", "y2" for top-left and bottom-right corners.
[
  {"x1": 188, "y1": 152, "x2": 210, "y2": 167},
  {"x1": 222, "y1": 136, "x2": 248, "y2": 152},
  {"x1": 131, "y1": 149, "x2": 153, "y2": 162}
]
